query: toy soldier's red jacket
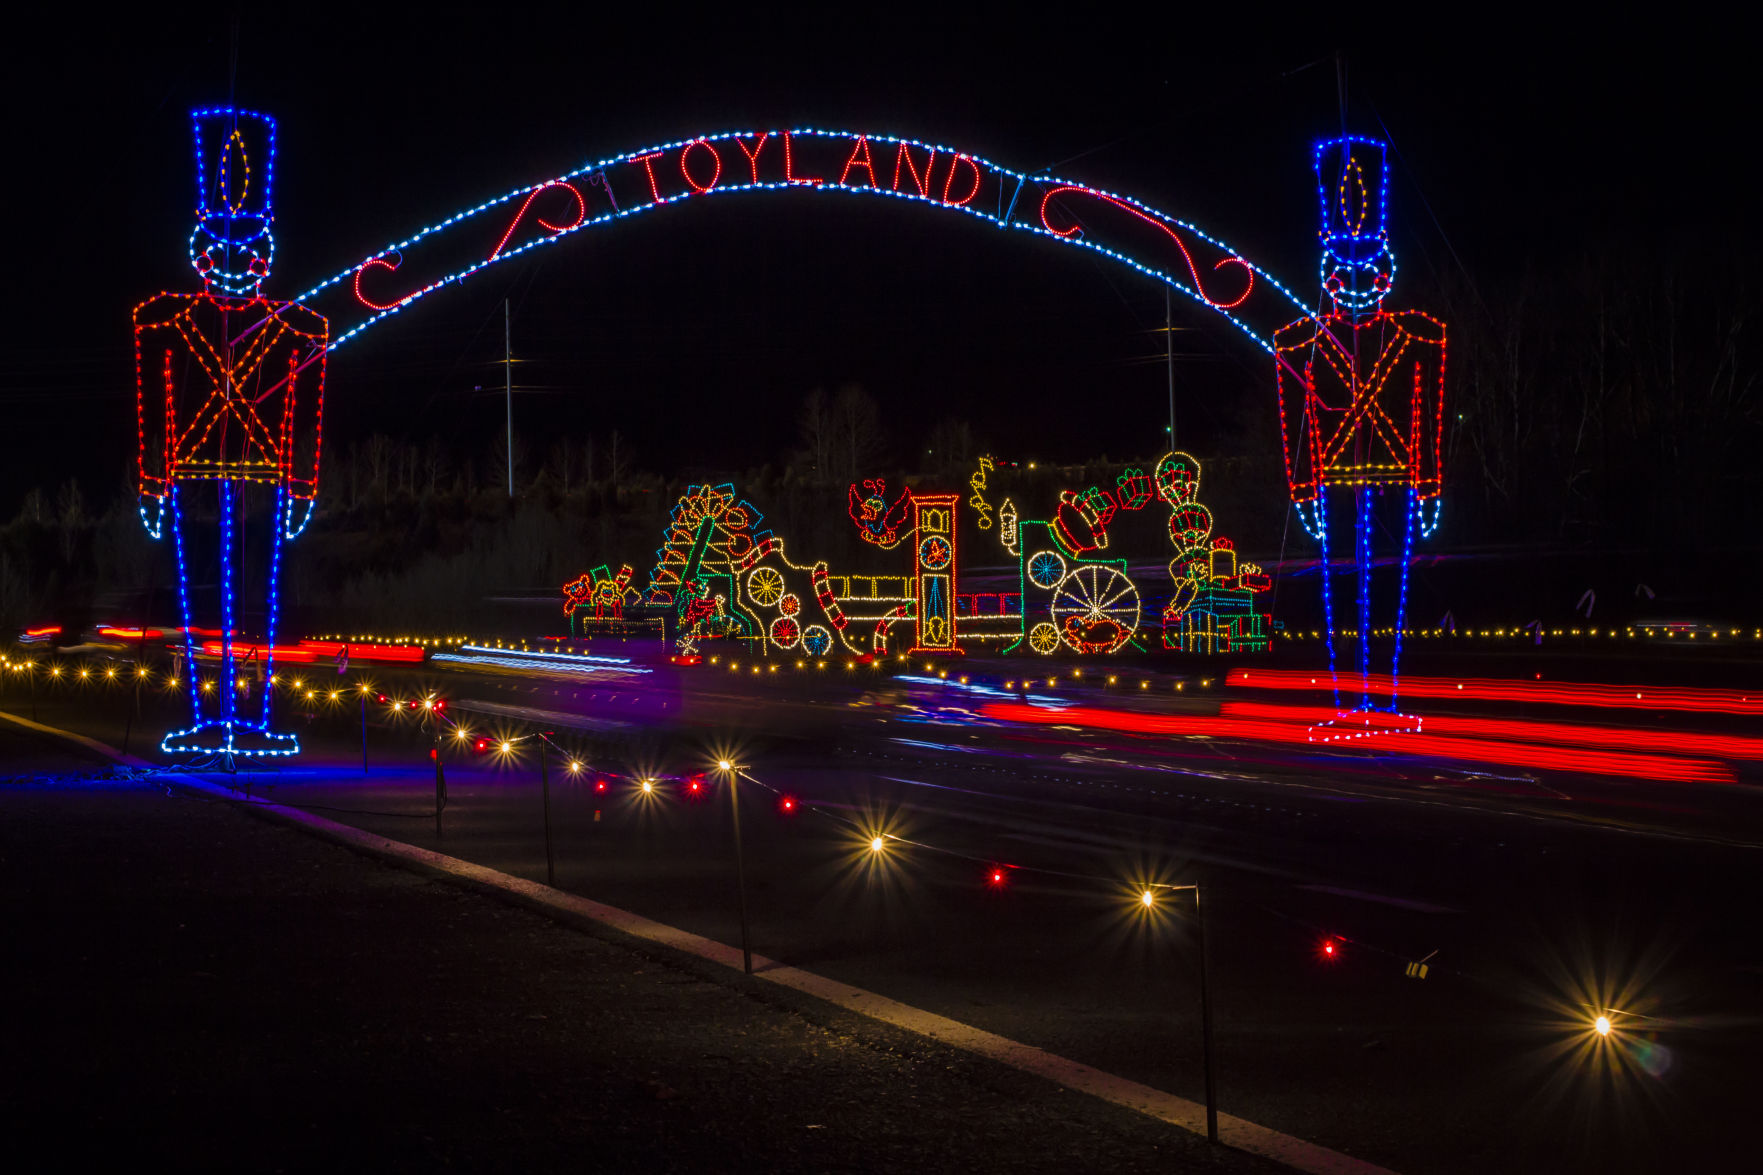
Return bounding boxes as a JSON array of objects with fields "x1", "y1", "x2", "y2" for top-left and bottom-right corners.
[
  {"x1": 134, "y1": 290, "x2": 328, "y2": 501},
  {"x1": 1273, "y1": 309, "x2": 1446, "y2": 505}
]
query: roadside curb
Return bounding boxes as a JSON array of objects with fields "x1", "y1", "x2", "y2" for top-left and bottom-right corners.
[{"x1": 0, "y1": 707, "x2": 1398, "y2": 1175}]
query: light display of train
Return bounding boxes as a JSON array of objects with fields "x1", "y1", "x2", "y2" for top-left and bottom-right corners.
[{"x1": 569, "y1": 452, "x2": 1272, "y2": 658}]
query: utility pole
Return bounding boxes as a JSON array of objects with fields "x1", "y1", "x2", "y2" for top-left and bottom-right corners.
[
  {"x1": 504, "y1": 298, "x2": 514, "y2": 498},
  {"x1": 539, "y1": 734, "x2": 555, "y2": 886},
  {"x1": 721, "y1": 761, "x2": 753, "y2": 974},
  {"x1": 1165, "y1": 287, "x2": 1177, "y2": 447}
]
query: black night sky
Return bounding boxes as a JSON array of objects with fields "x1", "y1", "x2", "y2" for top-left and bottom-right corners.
[{"x1": 3, "y1": 13, "x2": 1753, "y2": 510}]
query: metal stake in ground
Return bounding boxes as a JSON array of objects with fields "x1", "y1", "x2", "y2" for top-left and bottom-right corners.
[
  {"x1": 1141, "y1": 882, "x2": 1219, "y2": 1144},
  {"x1": 539, "y1": 733, "x2": 555, "y2": 886},
  {"x1": 432, "y1": 723, "x2": 447, "y2": 839},
  {"x1": 1195, "y1": 883, "x2": 1219, "y2": 1144},
  {"x1": 720, "y1": 760, "x2": 752, "y2": 974}
]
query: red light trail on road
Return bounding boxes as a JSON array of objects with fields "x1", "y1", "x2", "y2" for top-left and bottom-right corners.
[
  {"x1": 977, "y1": 701, "x2": 1735, "y2": 784},
  {"x1": 193, "y1": 639, "x2": 425, "y2": 665},
  {"x1": 1228, "y1": 669, "x2": 1763, "y2": 716},
  {"x1": 1220, "y1": 700, "x2": 1763, "y2": 761}
]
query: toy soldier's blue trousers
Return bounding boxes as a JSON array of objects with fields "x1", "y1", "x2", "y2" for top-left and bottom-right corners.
[{"x1": 162, "y1": 480, "x2": 298, "y2": 757}]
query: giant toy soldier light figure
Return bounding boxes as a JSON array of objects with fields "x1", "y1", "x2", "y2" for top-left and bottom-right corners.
[
  {"x1": 135, "y1": 108, "x2": 327, "y2": 756},
  {"x1": 1274, "y1": 136, "x2": 1446, "y2": 733}
]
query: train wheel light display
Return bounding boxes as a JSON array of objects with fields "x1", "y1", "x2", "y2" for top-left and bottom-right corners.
[
  {"x1": 1051, "y1": 566, "x2": 1140, "y2": 655},
  {"x1": 801, "y1": 625, "x2": 834, "y2": 656},
  {"x1": 1027, "y1": 550, "x2": 1066, "y2": 589},
  {"x1": 769, "y1": 616, "x2": 802, "y2": 648},
  {"x1": 1027, "y1": 622, "x2": 1062, "y2": 655},
  {"x1": 747, "y1": 566, "x2": 785, "y2": 607}
]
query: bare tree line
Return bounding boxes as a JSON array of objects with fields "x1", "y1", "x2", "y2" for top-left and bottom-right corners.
[
  {"x1": 1446, "y1": 250, "x2": 1760, "y2": 548},
  {"x1": 3, "y1": 281, "x2": 1759, "y2": 640},
  {"x1": 328, "y1": 429, "x2": 640, "y2": 508}
]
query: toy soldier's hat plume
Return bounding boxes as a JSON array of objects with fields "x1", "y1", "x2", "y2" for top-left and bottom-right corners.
[
  {"x1": 1313, "y1": 136, "x2": 1389, "y2": 265},
  {"x1": 188, "y1": 107, "x2": 278, "y2": 292}
]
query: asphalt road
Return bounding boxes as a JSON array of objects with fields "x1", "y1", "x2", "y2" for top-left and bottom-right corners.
[
  {"x1": 0, "y1": 721, "x2": 1285, "y2": 1175},
  {"x1": 7, "y1": 640, "x2": 1762, "y2": 1173}
]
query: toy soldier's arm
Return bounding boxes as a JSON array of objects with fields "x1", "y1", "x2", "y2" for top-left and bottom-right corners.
[
  {"x1": 279, "y1": 304, "x2": 329, "y2": 527},
  {"x1": 132, "y1": 296, "x2": 182, "y2": 536},
  {"x1": 1400, "y1": 311, "x2": 1448, "y2": 503},
  {"x1": 1272, "y1": 318, "x2": 1322, "y2": 505}
]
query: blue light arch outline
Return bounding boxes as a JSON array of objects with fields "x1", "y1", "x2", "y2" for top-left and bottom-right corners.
[{"x1": 294, "y1": 128, "x2": 1318, "y2": 355}]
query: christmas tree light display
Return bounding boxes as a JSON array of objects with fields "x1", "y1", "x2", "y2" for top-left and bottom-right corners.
[
  {"x1": 135, "y1": 108, "x2": 328, "y2": 757},
  {"x1": 1273, "y1": 137, "x2": 1446, "y2": 730}
]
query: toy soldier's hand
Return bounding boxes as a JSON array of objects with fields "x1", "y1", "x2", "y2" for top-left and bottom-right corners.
[
  {"x1": 1418, "y1": 497, "x2": 1443, "y2": 537},
  {"x1": 1294, "y1": 498, "x2": 1327, "y2": 540},
  {"x1": 284, "y1": 497, "x2": 316, "y2": 539},
  {"x1": 138, "y1": 493, "x2": 167, "y2": 539}
]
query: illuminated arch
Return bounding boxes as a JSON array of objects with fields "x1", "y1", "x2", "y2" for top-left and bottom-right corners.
[{"x1": 295, "y1": 128, "x2": 1314, "y2": 354}]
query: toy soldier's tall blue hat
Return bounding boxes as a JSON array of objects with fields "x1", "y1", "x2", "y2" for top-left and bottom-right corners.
[
  {"x1": 1314, "y1": 136, "x2": 1388, "y2": 263},
  {"x1": 188, "y1": 107, "x2": 277, "y2": 294},
  {"x1": 1313, "y1": 135, "x2": 1394, "y2": 310}
]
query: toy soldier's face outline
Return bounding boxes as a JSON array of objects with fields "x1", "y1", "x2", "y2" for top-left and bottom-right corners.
[
  {"x1": 1321, "y1": 240, "x2": 1395, "y2": 314},
  {"x1": 190, "y1": 212, "x2": 274, "y2": 295}
]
